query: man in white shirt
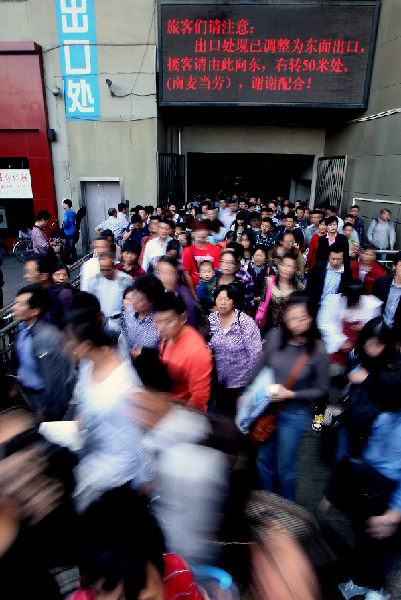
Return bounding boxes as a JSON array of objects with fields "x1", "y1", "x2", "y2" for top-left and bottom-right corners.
[
  {"x1": 87, "y1": 254, "x2": 132, "y2": 319},
  {"x1": 117, "y1": 202, "x2": 129, "y2": 225},
  {"x1": 220, "y1": 199, "x2": 237, "y2": 230},
  {"x1": 80, "y1": 236, "x2": 113, "y2": 291},
  {"x1": 142, "y1": 219, "x2": 173, "y2": 272}
]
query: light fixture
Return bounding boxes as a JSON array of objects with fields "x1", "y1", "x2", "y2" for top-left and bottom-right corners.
[{"x1": 51, "y1": 85, "x2": 61, "y2": 97}]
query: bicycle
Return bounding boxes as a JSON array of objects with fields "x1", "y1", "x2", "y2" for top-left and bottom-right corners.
[{"x1": 13, "y1": 238, "x2": 34, "y2": 262}]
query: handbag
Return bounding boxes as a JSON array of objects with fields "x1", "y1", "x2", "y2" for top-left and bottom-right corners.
[
  {"x1": 255, "y1": 275, "x2": 276, "y2": 329},
  {"x1": 328, "y1": 455, "x2": 397, "y2": 518},
  {"x1": 249, "y1": 350, "x2": 311, "y2": 442}
]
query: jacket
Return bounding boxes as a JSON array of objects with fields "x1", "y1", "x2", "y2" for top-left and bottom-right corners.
[
  {"x1": 372, "y1": 275, "x2": 401, "y2": 329},
  {"x1": 315, "y1": 233, "x2": 350, "y2": 267},
  {"x1": 351, "y1": 260, "x2": 386, "y2": 295},
  {"x1": 14, "y1": 319, "x2": 76, "y2": 420},
  {"x1": 306, "y1": 260, "x2": 352, "y2": 308}
]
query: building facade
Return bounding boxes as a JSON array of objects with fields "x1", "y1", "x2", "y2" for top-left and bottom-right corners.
[{"x1": 0, "y1": 0, "x2": 399, "y2": 249}]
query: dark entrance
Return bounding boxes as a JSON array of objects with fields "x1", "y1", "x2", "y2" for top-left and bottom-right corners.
[{"x1": 187, "y1": 153, "x2": 315, "y2": 202}]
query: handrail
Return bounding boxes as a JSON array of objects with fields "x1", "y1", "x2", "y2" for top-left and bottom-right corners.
[{"x1": 0, "y1": 252, "x2": 93, "y2": 359}]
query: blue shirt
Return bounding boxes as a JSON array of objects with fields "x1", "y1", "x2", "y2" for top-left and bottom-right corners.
[
  {"x1": 321, "y1": 264, "x2": 344, "y2": 304},
  {"x1": 125, "y1": 224, "x2": 149, "y2": 244},
  {"x1": 63, "y1": 209, "x2": 76, "y2": 236},
  {"x1": 383, "y1": 280, "x2": 401, "y2": 328},
  {"x1": 363, "y1": 412, "x2": 401, "y2": 512},
  {"x1": 16, "y1": 323, "x2": 45, "y2": 390}
]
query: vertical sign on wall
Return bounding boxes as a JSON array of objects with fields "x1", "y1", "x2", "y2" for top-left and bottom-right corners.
[{"x1": 55, "y1": 0, "x2": 100, "y2": 120}]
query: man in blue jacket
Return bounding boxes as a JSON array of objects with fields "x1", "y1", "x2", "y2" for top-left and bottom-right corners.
[{"x1": 62, "y1": 198, "x2": 77, "y2": 264}]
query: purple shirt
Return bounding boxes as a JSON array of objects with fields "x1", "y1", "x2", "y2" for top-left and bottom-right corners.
[
  {"x1": 208, "y1": 309, "x2": 262, "y2": 388},
  {"x1": 31, "y1": 225, "x2": 49, "y2": 254}
]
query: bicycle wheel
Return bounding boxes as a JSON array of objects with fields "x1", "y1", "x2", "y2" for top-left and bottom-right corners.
[{"x1": 13, "y1": 241, "x2": 30, "y2": 262}]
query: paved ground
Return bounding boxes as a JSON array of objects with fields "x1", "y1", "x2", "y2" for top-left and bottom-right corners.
[{"x1": 2, "y1": 253, "x2": 25, "y2": 307}]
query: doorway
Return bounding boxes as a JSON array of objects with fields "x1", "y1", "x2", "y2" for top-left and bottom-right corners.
[
  {"x1": 187, "y1": 153, "x2": 315, "y2": 203},
  {"x1": 79, "y1": 179, "x2": 123, "y2": 249}
]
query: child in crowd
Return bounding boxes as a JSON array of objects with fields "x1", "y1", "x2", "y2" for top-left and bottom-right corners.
[
  {"x1": 196, "y1": 260, "x2": 217, "y2": 312},
  {"x1": 115, "y1": 240, "x2": 145, "y2": 280},
  {"x1": 343, "y1": 222, "x2": 359, "y2": 261}
]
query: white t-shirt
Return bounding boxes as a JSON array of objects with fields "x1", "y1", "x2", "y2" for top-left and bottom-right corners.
[
  {"x1": 80, "y1": 257, "x2": 99, "y2": 291},
  {"x1": 97, "y1": 277, "x2": 122, "y2": 317}
]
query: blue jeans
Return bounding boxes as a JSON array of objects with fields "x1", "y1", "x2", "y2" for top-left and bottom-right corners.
[
  {"x1": 64, "y1": 234, "x2": 77, "y2": 264},
  {"x1": 256, "y1": 409, "x2": 309, "y2": 501}
]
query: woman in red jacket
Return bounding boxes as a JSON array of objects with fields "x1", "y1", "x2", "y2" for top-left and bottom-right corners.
[{"x1": 306, "y1": 218, "x2": 327, "y2": 272}]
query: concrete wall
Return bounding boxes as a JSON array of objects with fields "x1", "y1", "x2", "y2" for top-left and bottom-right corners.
[
  {"x1": 325, "y1": 0, "x2": 401, "y2": 242},
  {"x1": 181, "y1": 125, "x2": 325, "y2": 156},
  {"x1": 0, "y1": 0, "x2": 158, "y2": 217}
]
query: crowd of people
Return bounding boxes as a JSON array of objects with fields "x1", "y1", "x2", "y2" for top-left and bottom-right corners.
[{"x1": 1, "y1": 194, "x2": 401, "y2": 600}]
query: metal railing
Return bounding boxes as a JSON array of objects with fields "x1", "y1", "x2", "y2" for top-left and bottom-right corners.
[{"x1": 0, "y1": 253, "x2": 92, "y2": 363}]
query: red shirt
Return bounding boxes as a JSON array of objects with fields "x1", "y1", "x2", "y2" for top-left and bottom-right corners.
[
  {"x1": 159, "y1": 326, "x2": 212, "y2": 413},
  {"x1": 67, "y1": 553, "x2": 204, "y2": 600},
  {"x1": 351, "y1": 260, "x2": 386, "y2": 295},
  {"x1": 115, "y1": 262, "x2": 145, "y2": 280},
  {"x1": 182, "y1": 243, "x2": 221, "y2": 287}
]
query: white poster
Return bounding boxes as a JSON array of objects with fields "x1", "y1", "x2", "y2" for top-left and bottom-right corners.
[{"x1": 0, "y1": 169, "x2": 33, "y2": 199}]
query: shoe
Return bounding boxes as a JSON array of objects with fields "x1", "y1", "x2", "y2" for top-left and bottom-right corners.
[
  {"x1": 338, "y1": 580, "x2": 369, "y2": 599},
  {"x1": 312, "y1": 414, "x2": 323, "y2": 432},
  {"x1": 365, "y1": 589, "x2": 390, "y2": 600}
]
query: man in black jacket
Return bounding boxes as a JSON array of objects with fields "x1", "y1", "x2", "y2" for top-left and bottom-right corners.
[
  {"x1": 307, "y1": 244, "x2": 352, "y2": 309},
  {"x1": 373, "y1": 252, "x2": 401, "y2": 329},
  {"x1": 13, "y1": 285, "x2": 76, "y2": 421},
  {"x1": 315, "y1": 216, "x2": 350, "y2": 266}
]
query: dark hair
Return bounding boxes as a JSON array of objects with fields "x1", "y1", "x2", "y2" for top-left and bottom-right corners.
[
  {"x1": 342, "y1": 222, "x2": 354, "y2": 230},
  {"x1": 328, "y1": 205, "x2": 337, "y2": 213},
  {"x1": 213, "y1": 283, "x2": 241, "y2": 307},
  {"x1": 63, "y1": 199, "x2": 72, "y2": 208},
  {"x1": 157, "y1": 255, "x2": 179, "y2": 269},
  {"x1": 199, "y1": 259, "x2": 214, "y2": 270},
  {"x1": 225, "y1": 243, "x2": 243, "y2": 260},
  {"x1": 122, "y1": 240, "x2": 141, "y2": 256},
  {"x1": 130, "y1": 214, "x2": 143, "y2": 225},
  {"x1": 209, "y1": 219, "x2": 224, "y2": 233},
  {"x1": 355, "y1": 317, "x2": 396, "y2": 370},
  {"x1": 123, "y1": 285, "x2": 136, "y2": 299},
  {"x1": 224, "y1": 231, "x2": 236, "y2": 243},
  {"x1": 277, "y1": 253, "x2": 297, "y2": 287},
  {"x1": 16, "y1": 284, "x2": 52, "y2": 317},
  {"x1": 166, "y1": 239, "x2": 180, "y2": 255},
  {"x1": 36, "y1": 210, "x2": 51, "y2": 221},
  {"x1": 261, "y1": 217, "x2": 273, "y2": 226},
  {"x1": 328, "y1": 243, "x2": 344, "y2": 256},
  {"x1": 118, "y1": 202, "x2": 127, "y2": 212},
  {"x1": 93, "y1": 235, "x2": 113, "y2": 249},
  {"x1": 280, "y1": 293, "x2": 318, "y2": 351},
  {"x1": 134, "y1": 205, "x2": 145, "y2": 213},
  {"x1": 108, "y1": 208, "x2": 117, "y2": 217},
  {"x1": 250, "y1": 215, "x2": 261, "y2": 223},
  {"x1": 286, "y1": 212, "x2": 296, "y2": 221},
  {"x1": 326, "y1": 216, "x2": 338, "y2": 226},
  {"x1": 159, "y1": 218, "x2": 174, "y2": 231},
  {"x1": 393, "y1": 251, "x2": 401, "y2": 266},
  {"x1": 352, "y1": 204, "x2": 360, "y2": 210},
  {"x1": 153, "y1": 291, "x2": 186, "y2": 315},
  {"x1": 253, "y1": 244, "x2": 268, "y2": 257},
  {"x1": 149, "y1": 215, "x2": 161, "y2": 222},
  {"x1": 178, "y1": 232, "x2": 192, "y2": 247},
  {"x1": 133, "y1": 274, "x2": 164, "y2": 303},
  {"x1": 64, "y1": 314, "x2": 114, "y2": 347},
  {"x1": 53, "y1": 261, "x2": 70, "y2": 277},
  {"x1": 318, "y1": 217, "x2": 327, "y2": 225},
  {"x1": 193, "y1": 218, "x2": 211, "y2": 232},
  {"x1": 78, "y1": 488, "x2": 166, "y2": 599},
  {"x1": 201, "y1": 201, "x2": 212, "y2": 210},
  {"x1": 145, "y1": 205, "x2": 154, "y2": 215},
  {"x1": 27, "y1": 254, "x2": 56, "y2": 278},
  {"x1": 240, "y1": 230, "x2": 255, "y2": 249},
  {"x1": 235, "y1": 210, "x2": 248, "y2": 224},
  {"x1": 296, "y1": 205, "x2": 305, "y2": 212},
  {"x1": 70, "y1": 291, "x2": 101, "y2": 314},
  {"x1": 361, "y1": 244, "x2": 376, "y2": 252},
  {"x1": 344, "y1": 280, "x2": 363, "y2": 307}
]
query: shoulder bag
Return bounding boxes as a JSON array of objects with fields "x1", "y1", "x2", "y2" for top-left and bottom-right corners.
[{"x1": 249, "y1": 350, "x2": 310, "y2": 442}]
